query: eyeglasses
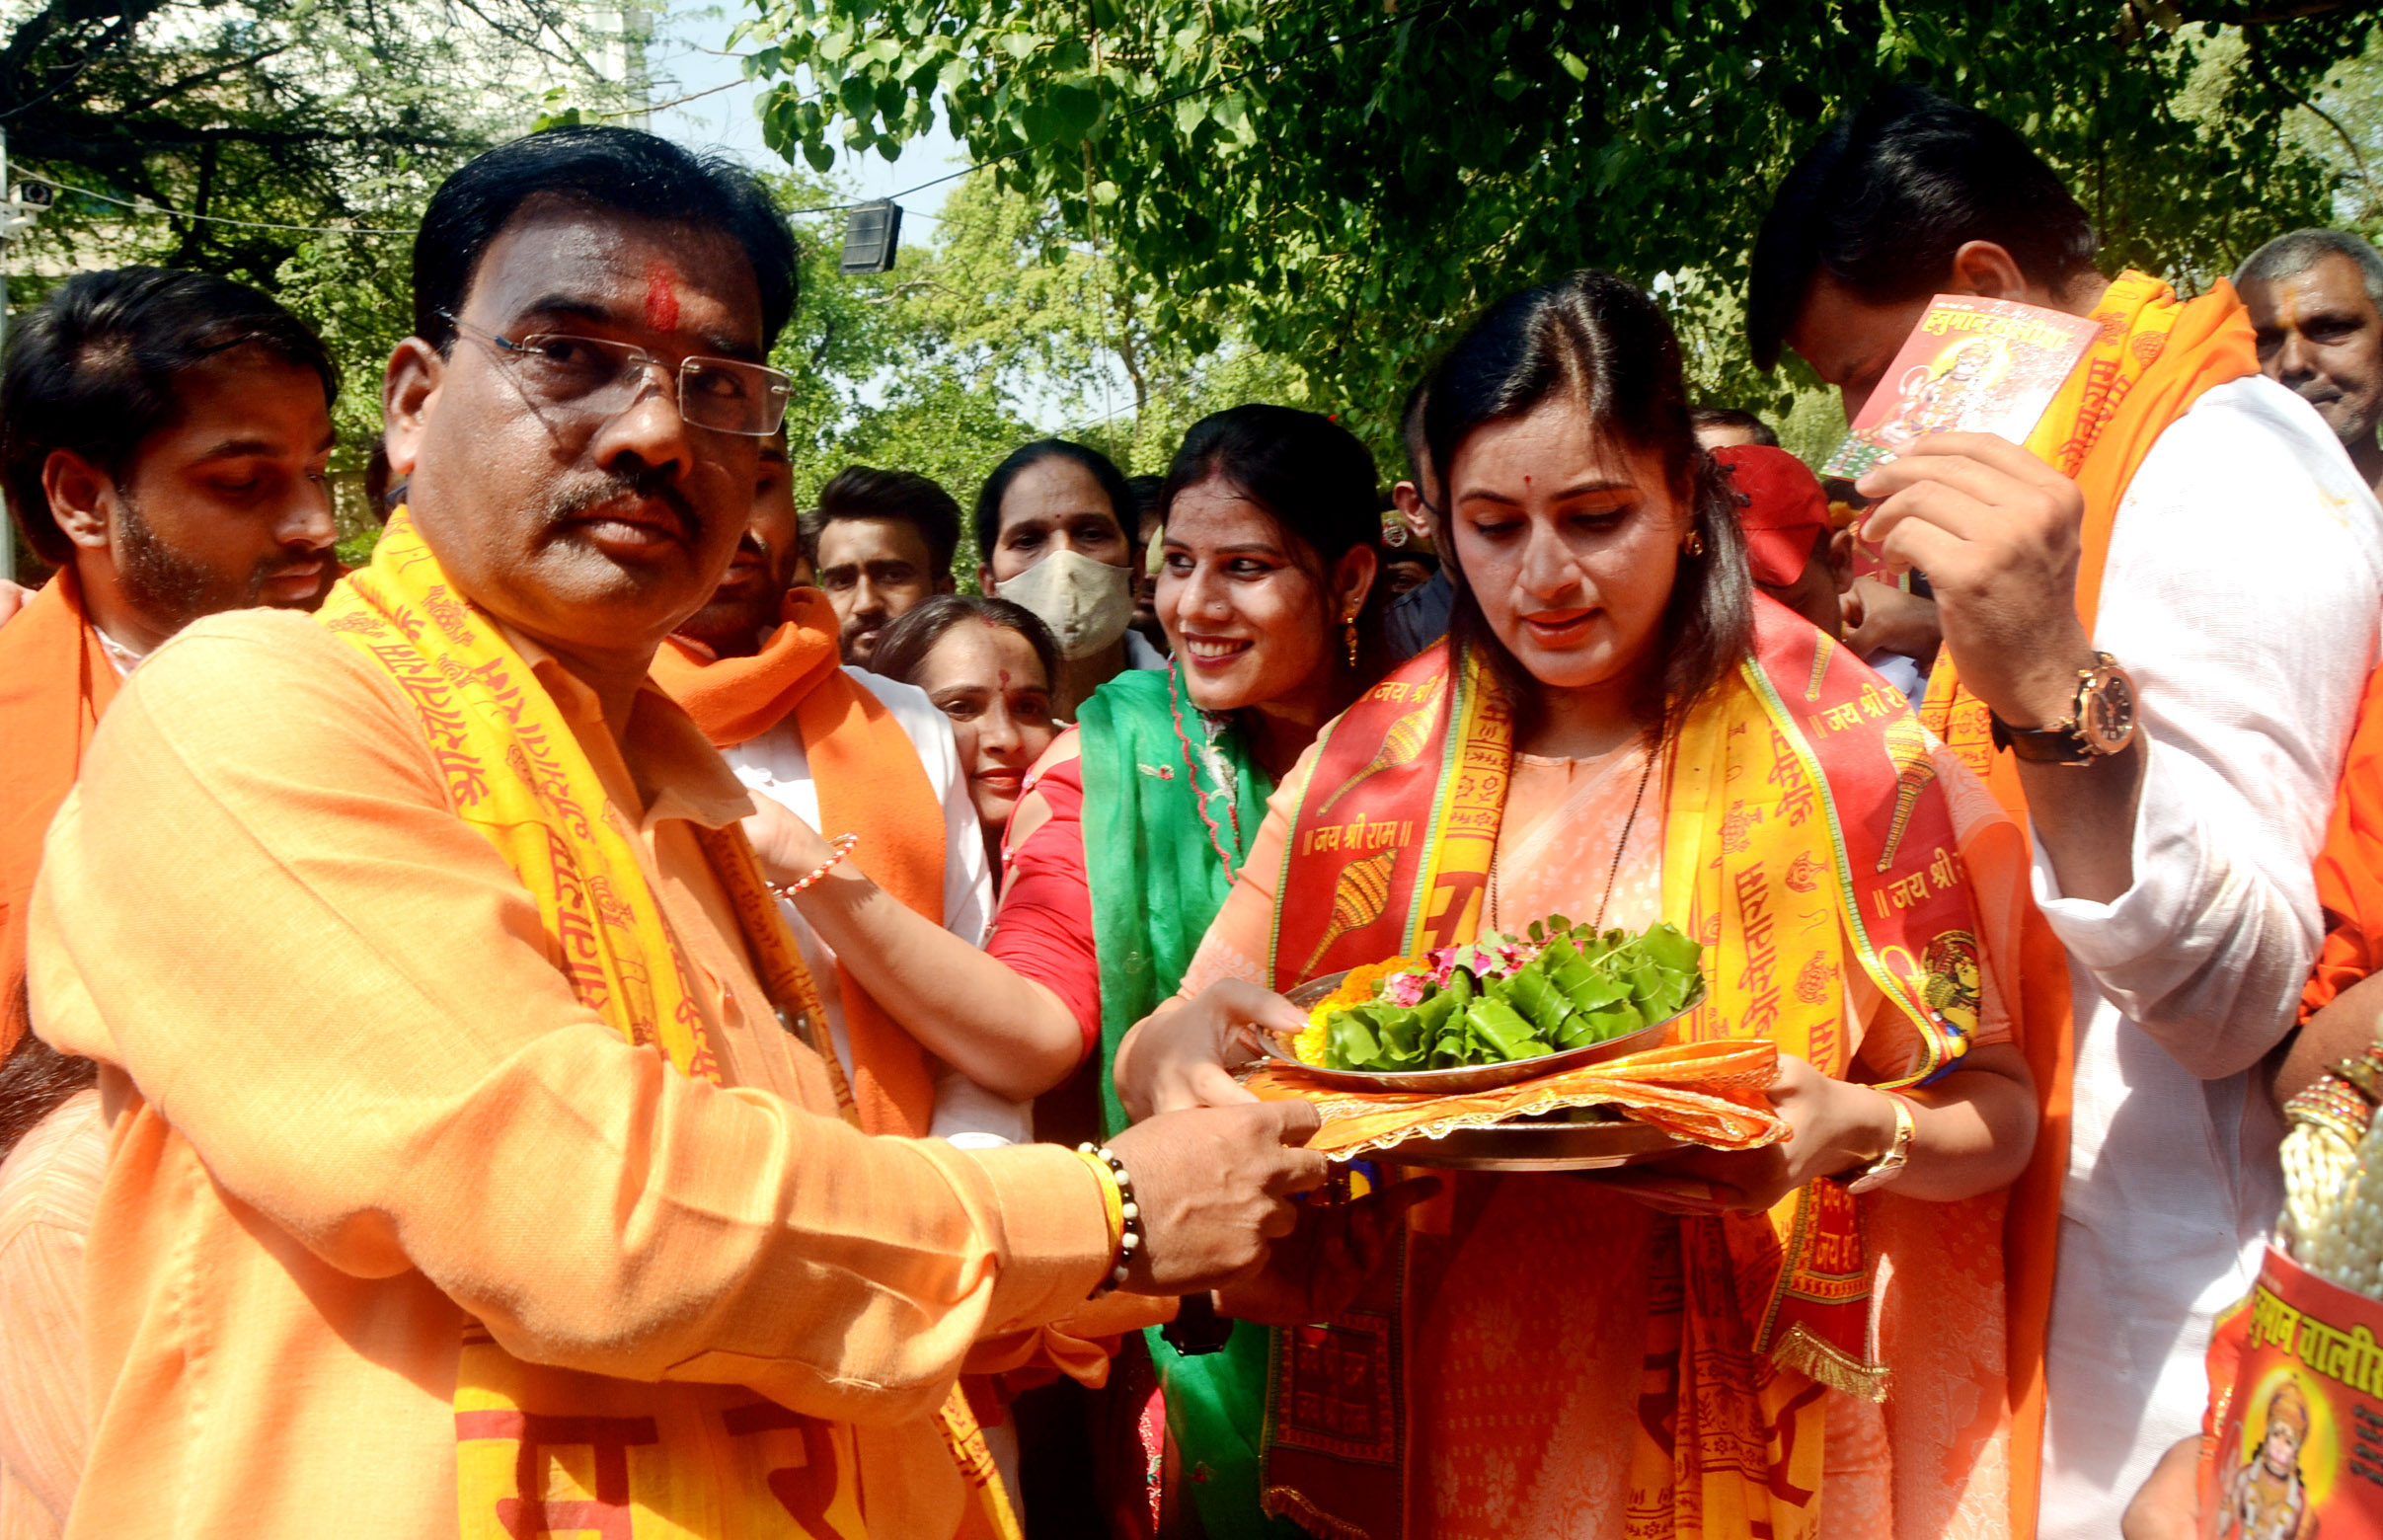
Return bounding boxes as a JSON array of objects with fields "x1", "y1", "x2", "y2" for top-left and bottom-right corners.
[{"x1": 440, "y1": 310, "x2": 792, "y2": 437}]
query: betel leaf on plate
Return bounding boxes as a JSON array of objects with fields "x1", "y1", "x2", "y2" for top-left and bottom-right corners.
[{"x1": 1313, "y1": 918, "x2": 1706, "y2": 1072}]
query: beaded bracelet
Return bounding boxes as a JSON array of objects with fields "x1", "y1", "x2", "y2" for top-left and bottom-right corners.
[
  {"x1": 1076, "y1": 1142, "x2": 1143, "y2": 1295},
  {"x1": 769, "y1": 831, "x2": 860, "y2": 900}
]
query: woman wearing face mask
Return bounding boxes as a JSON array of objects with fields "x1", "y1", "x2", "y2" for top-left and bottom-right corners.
[
  {"x1": 974, "y1": 438, "x2": 1165, "y2": 720},
  {"x1": 1115, "y1": 273, "x2": 2053, "y2": 1540},
  {"x1": 988, "y1": 405, "x2": 1385, "y2": 1538},
  {"x1": 870, "y1": 595, "x2": 1061, "y2": 886}
]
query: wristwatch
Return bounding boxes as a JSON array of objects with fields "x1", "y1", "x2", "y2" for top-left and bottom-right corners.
[
  {"x1": 1839, "y1": 1092, "x2": 1915, "y2": 1195},
  {"x1": 1162, "y1": 1291, "x2": 1236, "y2": 1356},
  {"x1": 1989, "y1": 652, "x2": 2138, "y2": 765}
]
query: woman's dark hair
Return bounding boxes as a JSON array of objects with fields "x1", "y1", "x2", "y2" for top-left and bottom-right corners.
[
  {"x1": 871, "y1": 593, "x2": 1061, "y2": 695},
  {"x1": 1423, "y1": 269, "x2": 1752, "y2": 739},
  {"x1": 972, "y1": 438, "x2": 1136, "y2": 563},
  {"x1": 1, "y1": 267, "x2": 339, "y2": 566},
  {"x1": 1748, "y1": 87, "x2": 2099, "y2": 372},
  {"x1": 413, "y1": 125, "x2": 800, "y2": 354},
  {"x1": 1160, "y1": 403, "x2": 1389, "y2": 680}
]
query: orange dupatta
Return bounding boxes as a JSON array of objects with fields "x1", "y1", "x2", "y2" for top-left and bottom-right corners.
[
  {"x1": 1914, "y1": 269, "x2": 2260, "y2": 1535},
  {"x1": 0, "y1": 569, "x2": 118, "y2": 1057},
  {"x1": 652, "y1": 587, "x2": 948, "y2": 1138},
  {"x1": 2304, "y1": 668, "x2": 2383, "y2": 1022}
]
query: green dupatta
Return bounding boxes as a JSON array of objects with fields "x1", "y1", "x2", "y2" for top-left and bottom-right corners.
[{"x1": 1078, "y1": 664, "x2": 1296, "y2": 1540}]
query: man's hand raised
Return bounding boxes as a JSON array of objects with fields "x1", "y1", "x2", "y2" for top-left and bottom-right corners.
[
  {"x1": 1857, "y1": 430, "x2": 2145, "y2": 903},
  {"x1": 1856, "y1": 431, "x2": 2098, "y2": 730},
  {"x1": 1105, "y1": 1100, "x2": 1329, "y2": 1295}
]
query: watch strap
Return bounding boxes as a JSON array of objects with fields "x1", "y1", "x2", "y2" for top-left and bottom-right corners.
[
  {"x1": 1161, "y1": 1291, "x2": 1235, "y2": 1356},
  {"x1": 1988, "y1": 651, "x2": 2127, "y2": 765},
  {"x1": 1845, "y1": 1092, "x2": 1915, "y2": 1195}
]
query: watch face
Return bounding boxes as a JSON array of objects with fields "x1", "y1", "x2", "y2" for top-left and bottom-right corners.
[{"x1": 2080, "y1": 666, "x2": 2137, "y2": 754}]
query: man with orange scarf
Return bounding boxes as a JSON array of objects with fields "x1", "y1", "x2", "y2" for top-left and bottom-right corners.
[
  {"x1": 1752, "y1": 88, "x2": 2383, "y2": 1537},
  {"x1": 20, "y1": 126, "x2": 1328, "y2": 1540},
  {"x1": 0, "y1": 269, "x2": 340, "y2": 1540},
  {"x1": 649, "y1": 441, "x2": 1072, "y2": 1151}
]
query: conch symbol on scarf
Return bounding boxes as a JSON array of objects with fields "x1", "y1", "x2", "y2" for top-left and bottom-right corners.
[
  {"x1": 1877, "y1": 715, "x2": 1937, "y2": 873},
  {"x1": 1316, "y1": 677, "x2": 1445, "y2": 818},
  {"x1": 1300, "y1": 849, "x2": 1397, "y2": 978}
]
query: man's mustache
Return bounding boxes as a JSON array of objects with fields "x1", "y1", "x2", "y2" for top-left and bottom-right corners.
[{"x1": 543, "y1": 469, "x2": 700, "y2": 535}]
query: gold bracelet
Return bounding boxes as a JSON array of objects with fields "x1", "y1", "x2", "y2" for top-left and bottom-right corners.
[{"x1": 1845, "y1": 1091, "x2": 1915, "y2": 1194}]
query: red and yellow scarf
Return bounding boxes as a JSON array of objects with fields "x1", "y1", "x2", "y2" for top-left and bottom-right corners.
[
  {"x1": 321, "y1": 511, "x2": 1016, "y2": 1540},
  {"x1": 1262, "y1": 599, "x2": 1981, "y2": 1540}
]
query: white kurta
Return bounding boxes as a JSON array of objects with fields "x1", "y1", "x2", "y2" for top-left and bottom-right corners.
[
  {"x1": 722, "y1": 666, "x2": 1023, "y2": 1147},
  {"x1": 2037, "y1": 374, "x2": 2383, "y2": 1536}
]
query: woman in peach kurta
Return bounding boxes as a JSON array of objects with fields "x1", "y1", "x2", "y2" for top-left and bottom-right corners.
[
  {"x1": 1178, "y1": 719, "x2": 2031, "y2": 1539},
  {"x1": 1115, "y1": 270, "x2": 2044, "y2": 1540}
]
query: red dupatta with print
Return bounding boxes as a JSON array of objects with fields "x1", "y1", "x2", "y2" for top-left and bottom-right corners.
[{"x1": 1261, "y1": 599, "x2": 1984, "y2": 1540}]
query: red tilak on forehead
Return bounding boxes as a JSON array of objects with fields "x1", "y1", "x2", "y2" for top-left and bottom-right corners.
[
  {"x1": 644, "y1": 263, "x2": 680, "y2": 332},
  {"x1": 998, "y1": 668, "x2": 1012, "y2": 688}
]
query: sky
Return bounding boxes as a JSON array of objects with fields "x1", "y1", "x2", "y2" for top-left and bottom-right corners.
[{"x1": 645, "y1": 0, "x2": 967, "y2": 223}]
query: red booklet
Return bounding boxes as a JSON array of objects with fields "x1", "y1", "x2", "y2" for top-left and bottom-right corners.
[{"x1": 1820, "y1": 295, "x2": 2100, "y2": 480}]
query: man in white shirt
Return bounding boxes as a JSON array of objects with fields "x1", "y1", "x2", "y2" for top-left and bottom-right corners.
[
  {"x1": 1751, "y1": 87, "x2": 2383, "y2": 1536},
  {"x1": 660, "y1": 460, "x2": 1023, "y2": 1145}
]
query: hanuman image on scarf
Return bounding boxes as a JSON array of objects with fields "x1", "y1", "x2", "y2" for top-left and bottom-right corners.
[{"x1": 2218, "y1": 1378, "x2": 2313, "y2": 1540}]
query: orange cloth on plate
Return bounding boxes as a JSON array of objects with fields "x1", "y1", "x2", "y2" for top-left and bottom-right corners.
[
  {"x1": 26, "y1": 606, "x2": 1115, "y2": 1540},
  {"x1": 0, "y1": 572, "x2": 116, "y2": 1058},
  {"x1": 1182, "y1": 730, "x2": 2032, "y2": 1540},
  {"x1": 652, "y1": 587, "x2": 945, "y2": 1137},
  {"x1": 1911, "y1": 270, "x2": 2258, "y2": 1534},
  {"x1": 1243, "y1": 1038, "x2": 1789, "y2": 1158}
]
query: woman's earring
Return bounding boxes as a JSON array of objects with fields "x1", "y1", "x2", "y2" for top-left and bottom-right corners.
[
  {"x1": 1344, "y1": 609, "x2": 1361, "y2": 668},
  {"x1": 1681, "y1": 529, "x2": 1706, "y2": 558}
]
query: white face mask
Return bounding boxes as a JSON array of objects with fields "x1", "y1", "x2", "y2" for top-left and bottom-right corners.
[{"x1": 996, "y1": 548, "x2": 1136, "y2": 659}]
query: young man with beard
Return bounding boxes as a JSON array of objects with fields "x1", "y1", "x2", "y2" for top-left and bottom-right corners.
[
  {"x1": 1751, "y1": 88, "x2": 2383, "y2": 1537},
  {"x1": 802, "y1": 464, "x2": 960, "y2": 666},
  {"x1": 0, "y1": 267, "x2": 337, "y2": 1538},
  {"x1": 22, "y1": 126, "x2": 1334, "y2": 1540}
]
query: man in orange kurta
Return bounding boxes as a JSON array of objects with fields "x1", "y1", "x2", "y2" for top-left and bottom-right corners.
[
  {"x1": 0, "y1": 269, "x2": 342, "y2": 1111},
  {"x1": 0, "y1": 270, "x2": 342, "y2": 1540},
  {"x1": 25, "y1": 126, "x2": 1324, "y2": 1540}
]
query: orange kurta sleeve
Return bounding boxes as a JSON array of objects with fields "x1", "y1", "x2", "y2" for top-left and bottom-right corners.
[{"x1": 29, "y1": 613, "x2": 1109, "y2": 1429}]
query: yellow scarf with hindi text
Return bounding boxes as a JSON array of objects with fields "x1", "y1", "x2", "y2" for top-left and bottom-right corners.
[{"x1": 319, "y1": 510, "x2": 1019, "y2": 1540}]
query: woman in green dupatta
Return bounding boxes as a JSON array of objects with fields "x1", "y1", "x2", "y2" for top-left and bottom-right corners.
[{"x1": 990, "y1": 404, "x2": 1386, "y2": 1536}]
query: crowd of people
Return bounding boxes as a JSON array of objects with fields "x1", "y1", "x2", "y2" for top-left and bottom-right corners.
[{"x1": 0, "y1": 80, "x2": 2381, "y2": 1540}]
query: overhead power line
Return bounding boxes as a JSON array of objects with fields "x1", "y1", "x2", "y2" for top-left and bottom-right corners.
[{"x1": 23, "y1": 172, "x2": 418, "y2": 236}]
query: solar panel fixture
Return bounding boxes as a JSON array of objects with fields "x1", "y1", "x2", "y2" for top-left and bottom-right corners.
[{"x1": 839, "y1": 199, "x2": 903, "y2": 274}]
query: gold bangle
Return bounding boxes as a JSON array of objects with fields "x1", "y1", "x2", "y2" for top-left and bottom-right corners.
[{"x1": 1846, "y1": 1091, "x2": 1915, "y2": 1195}]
